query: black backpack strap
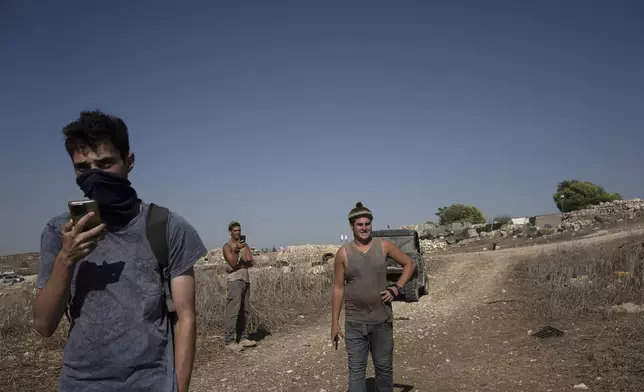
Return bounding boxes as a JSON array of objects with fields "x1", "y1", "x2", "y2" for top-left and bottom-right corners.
[{"x1": 146, "y1": 203, "x2": 176, "y2": 315}]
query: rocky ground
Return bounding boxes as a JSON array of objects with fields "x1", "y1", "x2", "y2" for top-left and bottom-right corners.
[
  {"x1": 3, "y1": 199, "x2": 644, "y2": 391},
  {"x1": 414, "y1": 198, "x2": 644, "y2": 253},
  {"x1": 190, "y1": 229, "x2": 643, "y2": 392},
  {"x1": 2, "y1": 227, "x2": 641, "y2": 392}
]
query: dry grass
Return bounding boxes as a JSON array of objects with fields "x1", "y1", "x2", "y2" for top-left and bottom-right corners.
[
  {"x1": 0, "y1": 287, "x2": 69, "y2": 350},
  {"x1": 0, "y1": 264, "x2": 334, "y2": 391},
  {"x1": 0, "y1": 287, "x2": 67, "y2": 392},
  {"x1": 196, "y1": 267, "x2": 334, "y2": 335},
  {"x1": 515, "y1": 234, "x2": 644, "y2": 390}
]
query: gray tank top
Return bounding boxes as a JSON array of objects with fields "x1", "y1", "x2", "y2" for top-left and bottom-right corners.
[{"x1": 343, "y1": 238, "x2": 393, "y2": 323}]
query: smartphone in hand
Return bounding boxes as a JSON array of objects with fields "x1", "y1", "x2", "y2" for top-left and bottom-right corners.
[{"x1": 68, "y1": 200, "x2": 102, "y2": 231}]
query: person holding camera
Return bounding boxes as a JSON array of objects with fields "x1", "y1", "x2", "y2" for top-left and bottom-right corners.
[{"x1": 222, "y1": 221, "x2": 257, "y2": 351}]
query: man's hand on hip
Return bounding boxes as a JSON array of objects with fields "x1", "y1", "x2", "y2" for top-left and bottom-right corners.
[{"x1": 380, "y1": 285, "x2": 399, "y2": 303}]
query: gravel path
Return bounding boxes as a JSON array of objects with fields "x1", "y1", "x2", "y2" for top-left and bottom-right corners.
[{"x1": 190, "y1": 229, "x2": 643, "y2": 392}]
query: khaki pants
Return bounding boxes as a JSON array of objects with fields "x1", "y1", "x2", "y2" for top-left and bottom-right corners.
[{"x1": 224, "y1": 280, "x2": 250, "y2": 344}]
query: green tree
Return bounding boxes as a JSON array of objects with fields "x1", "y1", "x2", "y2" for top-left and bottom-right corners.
[
  {"x1": 435, "y1": 204, "x2": 486, "y2": 225},
  {"x1": 553, "y1": 180, "x2": 622, "y2": 213}
]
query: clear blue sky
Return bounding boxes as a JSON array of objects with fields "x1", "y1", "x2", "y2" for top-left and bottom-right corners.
[{"x1": 1, "y1": 0, "x2": 643, "y2": 254}]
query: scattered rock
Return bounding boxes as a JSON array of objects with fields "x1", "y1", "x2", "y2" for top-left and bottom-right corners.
[
  {"x1": 458, "y1": 238, "x2": 478, "y2": 246},
  {"x1": 568, "y1": 275, "x2": 593, "y2": 287},
  {"x1": 420, "y1": 239, "x2": 448, "y2": 252},
  {"x1": 610, "y1": 302, "x2": 644, "y2": 313},
  {"x1": 280, "y1": 266, "x2": 294, "y2": 273}
]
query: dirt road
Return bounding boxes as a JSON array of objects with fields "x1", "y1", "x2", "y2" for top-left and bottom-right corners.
[{"x1": 190, "y1": 230, "x2": 642, "y2": 392}]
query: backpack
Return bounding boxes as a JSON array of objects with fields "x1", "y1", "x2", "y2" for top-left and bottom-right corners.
[
  {"x1": 64, "y1": 203, "x2": 176, "y2": 330},
  {"x1": 146, "y1": 203, "x2": 176, "y2": 319}
]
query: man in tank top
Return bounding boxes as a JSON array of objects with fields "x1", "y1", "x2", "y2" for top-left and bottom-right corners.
[{"x1": 331, "y1": 202, "x2": 416, "y2": 392}]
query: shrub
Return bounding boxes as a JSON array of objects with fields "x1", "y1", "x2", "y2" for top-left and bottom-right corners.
[
  {"x1": 435, "y1": 204, "x2": 486, "y2": 225},
  {"x1": 553, "y1": 179, "x2": 622, "y2": 213}
]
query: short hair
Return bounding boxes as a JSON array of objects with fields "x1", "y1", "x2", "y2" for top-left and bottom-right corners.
[
  {"x1": 62, "y1": 110, "x2": 130, "y2": 159},
  {"x1": 228, "y1": 221, "x2": 240, "y2": 231}
]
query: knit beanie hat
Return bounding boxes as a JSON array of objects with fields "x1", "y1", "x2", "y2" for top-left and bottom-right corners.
[{"x1": 348, "y1": 201, "x2": 373, "y2": 222}]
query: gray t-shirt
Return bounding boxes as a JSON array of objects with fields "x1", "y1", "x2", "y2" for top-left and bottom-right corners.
[{"x1": 37, "y1": 202, "x2": 207, "y2": 392}]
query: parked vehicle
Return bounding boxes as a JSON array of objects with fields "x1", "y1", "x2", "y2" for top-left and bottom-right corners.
[
  {"x1": 1, "y1": 273, "x2": 25, "y2": 285},
  {"x1": 372, "y1": 229, "x2": 429, "y2": 302}
]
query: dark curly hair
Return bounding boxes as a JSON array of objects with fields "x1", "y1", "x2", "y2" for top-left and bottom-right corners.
[{"x1": 62, "y1": 110, "x2": 130, "y2": 159}]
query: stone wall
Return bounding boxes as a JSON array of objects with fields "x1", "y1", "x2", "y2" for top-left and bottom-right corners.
[
  {"x1": 402, "y1": 198, "x2": 644, "y2": 252},
  {"x1": 400, "y1": 221, "x2": 479, "y2": 240},
  {"x1": 531, "y1": 213, "x2": 562, "y2": 229},
  {"x1": 561, "y1": 198, "x2": 644, "y2": 231}
]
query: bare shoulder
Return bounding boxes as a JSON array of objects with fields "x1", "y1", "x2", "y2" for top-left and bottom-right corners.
[
  {"x1": 380, "y1": 238, "x2": 395, "y2": 252},
  {"x1": 334, "y1": 246, "x2": 347, "y2": 266},
  {"x1": 222, "y1": 242, "x2": 233, "y2": 256}
]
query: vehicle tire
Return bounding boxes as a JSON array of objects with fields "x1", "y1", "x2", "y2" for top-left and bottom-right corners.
[
  {"x1": 402, "y1": 280, "x2": 420, "y2": 302},
  {"x1": 419, "y1": 275, "x2": 429, "y2": 296}
]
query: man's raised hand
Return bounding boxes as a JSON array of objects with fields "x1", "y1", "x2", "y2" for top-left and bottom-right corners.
[{"x1": 60, "y1": 212, "x2": 106, "y2": 264}]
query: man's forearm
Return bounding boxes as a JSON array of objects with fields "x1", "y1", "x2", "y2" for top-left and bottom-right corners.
[
  {"x1": 243, "y1": 246, "x2": 252, "y2": 260},
  {"x1": 33, "y1": 253, "x2": 74, "y2": 337},
  {"x1": 331, "y1": 288, "x2": 344, "y2": 325},
  {"x1": 224, "y1": 251, "x2": 242, "y2": 270},
  {"x1": 395, "y1": 263, "x2": 415, "y2": 288},
  {"x1": 174, "y1": 316, "x2": 196, "y2": 392}
]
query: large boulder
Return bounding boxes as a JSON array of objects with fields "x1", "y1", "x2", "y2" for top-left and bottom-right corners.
[{"x1": 464, "y1": 228, "x2": 479, "y2": 238}]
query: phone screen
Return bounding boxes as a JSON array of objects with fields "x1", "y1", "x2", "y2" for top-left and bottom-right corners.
[{"x1": 240, "y1": 235, "x2": 246, "y2": 242}]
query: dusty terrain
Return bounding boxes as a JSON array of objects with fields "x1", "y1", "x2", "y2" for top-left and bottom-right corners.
[
  {"x1": 190, "y1": 229, "x2": 644, "y2": 392},
  {"x1": 2, "y1": 224, "x2": 642, "y2": 391}
]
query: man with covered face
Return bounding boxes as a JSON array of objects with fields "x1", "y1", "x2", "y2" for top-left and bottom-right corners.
[
  {"x1": 331, "y1": 202, "x2": 416, "y2": 392},
  {"x1": 33, "y1": 110, "x2": 207, "y2": 392}
]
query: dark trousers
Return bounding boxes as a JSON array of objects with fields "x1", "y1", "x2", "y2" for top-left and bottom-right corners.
[
  {"x1": 224, "y1": 280, "x2": 250, "y2": 344},
  {"x1": 345, "y1": 320, "x2": 394, "y2": 392}
]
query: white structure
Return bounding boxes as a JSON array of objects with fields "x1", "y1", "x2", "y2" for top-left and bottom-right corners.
[{"x1": 510, "y1": 217, "x2": 529, "y2": 225}]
